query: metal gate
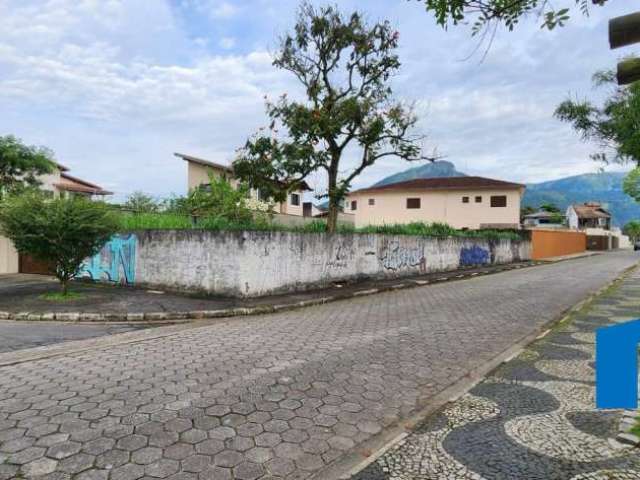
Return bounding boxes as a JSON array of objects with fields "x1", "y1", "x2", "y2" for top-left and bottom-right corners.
[{"x1": 19, "y1": 254, "x2": 53, "y2": 275}]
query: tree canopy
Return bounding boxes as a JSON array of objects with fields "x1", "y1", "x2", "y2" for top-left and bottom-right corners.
[
  {"x1": 421, "y1": 0, "x2": 606, "y2": 35},
  {"x1": 0, "y1": 194, "x2": 118, "y2": 295},
  {"x1": 234, "y1": 2, "x2": 430, "y2": 232},
  {"x1": 555, "y1": 70, "x2": 640, "y2": 167},
  {"x1": 0, "y1": 135, "x2": 56, "y2": 197}
]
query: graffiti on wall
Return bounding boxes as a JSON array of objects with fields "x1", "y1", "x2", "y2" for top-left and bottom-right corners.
[
  {"x1": 379, "y1": 241, "x2": 425, "y2": 272},
  {"x1": 80, "y1": 234, "x2": 137, "y2": 284},
  {"x1": 459, "y1": 245, "x2": 490, "y2": 266},
  {"x1": 325, "y1": 245, "x2": 353, "y2": 269}
]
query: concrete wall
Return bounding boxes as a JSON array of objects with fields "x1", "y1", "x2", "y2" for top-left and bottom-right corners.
[
  {"x1": 345, "y1": 188, "x2": 522, "y2": 229},
  {"x1": 530, "y1": 229, "x2": 586, "y2": 260},
  {"x1": 81, "y1": 230, "x2": 530, "y2": 297},
  {"x1": 0, "y1": 236, "x2": 19, "y2": 275}
]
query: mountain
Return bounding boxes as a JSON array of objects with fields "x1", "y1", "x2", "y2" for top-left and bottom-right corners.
[
  {"x1": 372, "y1": 160, "x2": 466, "y2": 186},
  {"x1": 373, "y1": 163, "x2": 640, "y2": 227},
  {"x1": 522, "y1": 172, "x2": 639, "y2": 227}
]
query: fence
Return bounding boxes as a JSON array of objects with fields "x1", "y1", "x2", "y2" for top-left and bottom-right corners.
[{"x1": 529, "y1": 229, "x2": 587, "y2": 260}]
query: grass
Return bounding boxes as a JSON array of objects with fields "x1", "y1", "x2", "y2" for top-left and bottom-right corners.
[
  {"x1": 40, "y1": 291, "x2": 84, "y2": 302},
  {"x1": 116, "y1": 213, "x2": 523, "y2": 241},
  {"x1": 630, "y1": 418, "x2": 640, "y2": 437}
]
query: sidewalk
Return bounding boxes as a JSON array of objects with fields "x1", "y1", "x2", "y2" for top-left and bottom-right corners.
[
  {"x1": 0, "y1": 260, "x2": 544, "y2": 322},
  {"x1": 352, "y1": 261, "x2": 640, "y2": 479}
]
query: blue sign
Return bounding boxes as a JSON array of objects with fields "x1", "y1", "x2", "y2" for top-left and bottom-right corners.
[{"x1": 596, "y1": 318, "x2": 640, "y2": 409}]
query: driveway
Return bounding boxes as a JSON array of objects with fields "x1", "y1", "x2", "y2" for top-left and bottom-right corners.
[{"x1": 0, "y1": 250, "x2": 637, "y2": 480}]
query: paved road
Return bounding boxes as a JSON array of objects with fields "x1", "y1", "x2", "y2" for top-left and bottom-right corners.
[
  {"x1": 354, "y1": 258, "x2": 640, "y2": 479},
  {"x1": 0, "y1": 322, "x2": 147, "y2": 354},
  {"x1": 0, "y1": 251, "x2": 637, "y2": 480}
]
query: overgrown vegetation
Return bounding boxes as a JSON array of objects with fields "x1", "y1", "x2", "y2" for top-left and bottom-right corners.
[
  {"x1": 116, "y1": 213, "x2": 521, "y2": 240},
  {"x1": 0, "y1": 135, "x2": 56, "y2": 199},
  {"x1": 0, "y1": 193, "x2": 118, "y2": 295}
]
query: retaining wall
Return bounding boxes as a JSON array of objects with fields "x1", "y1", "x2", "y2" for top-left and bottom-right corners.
[{"x1": 80, "y1": 230, "x2": 531, "y2": 297}]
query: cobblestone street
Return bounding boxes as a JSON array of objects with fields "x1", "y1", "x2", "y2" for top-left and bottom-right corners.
[
  {"x1": 0, "y1": 251, "x2": 637, "y2": 480},
  {"x1": 354, "y1": 256, "x2": 640, "y2": 480}
]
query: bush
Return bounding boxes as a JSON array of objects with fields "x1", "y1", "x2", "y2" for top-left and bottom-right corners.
[{"x1": 0, "y1": 194, "x2": 119, "y2": 294}]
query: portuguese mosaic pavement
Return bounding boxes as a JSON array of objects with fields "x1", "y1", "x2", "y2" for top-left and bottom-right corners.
[{"x1": 353, "y1": 267, "x2": 640, "y2": 480}]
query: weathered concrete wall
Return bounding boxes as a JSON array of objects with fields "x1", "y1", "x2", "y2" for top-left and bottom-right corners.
[
  {"x1": 0, "y1": 236, "x2": 18, "y2": 275},
  {"x1": 81, "y1": 230, "x2": 530, "y2": 297}
]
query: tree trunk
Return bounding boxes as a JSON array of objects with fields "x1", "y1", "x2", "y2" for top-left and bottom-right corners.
[
  {"x1": 326, "y1": 165, "x2": 339, "y2": 233},
  {"x1": 60, "y1": 276, "x2": 68, "y2": 296}
]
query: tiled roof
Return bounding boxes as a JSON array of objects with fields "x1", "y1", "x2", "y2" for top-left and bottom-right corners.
[
  {"x1": 572, "y1": 203, "x2": 611, "y2": 219},
  {"x1": 349, "y1": 176, "x2": 525, "y2": 195},
  {"x1": 55, "y1": 173, "x2": 112, "y2": 195}
]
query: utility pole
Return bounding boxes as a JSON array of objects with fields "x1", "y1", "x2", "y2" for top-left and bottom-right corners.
[{"x1": 609, "y1": 11, "x2": 640, "y2": 85}]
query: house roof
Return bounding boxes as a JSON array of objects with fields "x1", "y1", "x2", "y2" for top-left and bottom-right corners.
[
  {"x1": 55, "y1": 172, "x2": 112, "y2": 195},
  {"x1": 175, "y1": 152, "x2": 312, "y2": 191},
  {"x1": 571, "y1": 203, "x2": 611, "y2": 219},
  {"x1": 174, "y1": 152, "x2": 234, "y2": 173},
  {"x1": 349, "y1": 176, "x2": 525, "y2": 195},
  {"x1": 524, "y1": 211, "x2": 565, "y2": 219}
]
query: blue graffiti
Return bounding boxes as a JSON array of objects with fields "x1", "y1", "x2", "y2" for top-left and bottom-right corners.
[
  {"x1": 80, "y1": 234, "x2": 137, "y2": 284},
  {"x1": 459, "y1": 245, "x2": 490, "y2": 266}
]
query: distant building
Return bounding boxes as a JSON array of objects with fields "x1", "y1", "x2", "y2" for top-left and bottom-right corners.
[
  {"x1": 345, "y1": 176, "x2": 525, "y2": 229},
  {"x1": 566, "y1": 202, "x2": 612, "y2": 230},
  {"x1": 176, "y1": 152, "x2": 309, "y2": 216},
  {"x1": 40, "y1": 162, "x2": 111, "y2": 199},
  {"x1": 523, "y1": 211, "x2": 566, "y2": 228}
]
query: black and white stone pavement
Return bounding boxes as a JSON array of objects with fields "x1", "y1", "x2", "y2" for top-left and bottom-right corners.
[
  {"x1": 353, "y1": 261, "x2": 640, "y2": 480},
  {"x1": 0, "y1": 251, "x2": 637, "y2": 480}
]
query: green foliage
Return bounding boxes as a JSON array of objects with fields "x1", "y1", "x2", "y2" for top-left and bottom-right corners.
[
  {"x1": 118, "y1": 212, "x2": 194, "y2": 230},
  {"x1": 622, "y1": 220, "x2": 640, "y2": 241},
  {"x1": 181, "y1": 175, "x2": 255, "y2": 223},
  {"x1": 0, "y1": 194, "x2": 118, "y2": 294},
  {"x1": 623, "y1": 167, "x2": 640, "y2": 203},
  {"x1": 421, "y1": 0, "x2": 601, "y2": 35},
  {"x1": 555, "y1": 69, "x2": 640, "y2": 167},
  {"x1": 123, "y1": 191, "x2": 159, "y2": 213},
  {"x1": 234, "y1": 2, "x2": 428, "y2": 232},
  {"x1": 0, "y1": 135, "x2": 56, "y2": 197},
  {"x1": 540, "y1": 202, "x2": 561, "y2": 213}
]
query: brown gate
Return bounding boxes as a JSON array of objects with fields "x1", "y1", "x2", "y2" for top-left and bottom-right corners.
[{"x1": 19, "y1": 254, "x2": 54, "y2": 275}]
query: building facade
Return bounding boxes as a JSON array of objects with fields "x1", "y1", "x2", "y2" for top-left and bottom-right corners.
[
  {"x1": 176, "y1": 153, "x2": 307, "y2": 216},
  {"x1": 40, "y1": 163, "x2": 111, "y2": 199},
  {"x1": 345, "y1": 176, "x2": 525, "y2": 229}
]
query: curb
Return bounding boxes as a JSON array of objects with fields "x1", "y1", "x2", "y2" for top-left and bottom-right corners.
[
  {"x1": 0, "y1": 260, "x2": 548, "y2": 324},
  {"x1": 312, "y1": 260, "x2": 640, "y2": 480}
]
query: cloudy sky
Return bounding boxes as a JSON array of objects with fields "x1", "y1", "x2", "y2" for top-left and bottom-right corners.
[{"x1": 0, "y1": 0, "x2": 636, "y2": 201}]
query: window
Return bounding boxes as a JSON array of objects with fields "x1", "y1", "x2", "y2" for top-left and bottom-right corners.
[
  {"x1": 290, "y1": 193, "x2": 300, "y2": 206},
  {"x1": 406, "y1": 198, "x2": 421, "y2": 209},
  {"x1": 462, "y1": 196, "x2": 469, "y2": 203},
  {"x1": 475, "y1": 196, "x2": 482, "y2": 203},
  {"x1": 490, "y1": 195, "x2": 507, "y2": 207},
  {"x1": 351, "y1": 200, "x2": 357, "y2": 211},
  {"x1": 368, "y1": 198, "x2": 375, "y2": 206}
]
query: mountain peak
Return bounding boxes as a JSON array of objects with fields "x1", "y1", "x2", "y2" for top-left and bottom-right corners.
[{"x1": 373, "y1": 160, "x2": 466, "y2": 187}]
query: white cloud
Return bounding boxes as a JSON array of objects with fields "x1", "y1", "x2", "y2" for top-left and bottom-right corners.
[{"x1": 219, "y1": 36, "x2": 236, "y2": 49}]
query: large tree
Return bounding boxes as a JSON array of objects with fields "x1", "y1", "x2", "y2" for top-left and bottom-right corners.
[
  {"x1": 0, "y1": 194, "x2": 118, "y2": 295},
  {"x1": 234, "y1": 2, "x2": 430, "y2": 232},
  {"x1": 421, "y1": 0, "x2": 606, "y2": 35},
  {"x1": 554, "y1": 69, "x2": 640, "y2": 201},
  {"x1": 0, "y1": 135, "x2": 56, "y2": 198}
]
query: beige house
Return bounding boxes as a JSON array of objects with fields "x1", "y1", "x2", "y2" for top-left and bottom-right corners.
[
  {"x1": 40, "y1": 162, "x2": 112, "y2": 199},
  {"x1": 176, "y1": 152, "x2": 308, "y2": 216},
  {"x1": 345, "y1": 176, "x2": 525, "y2": 229}
]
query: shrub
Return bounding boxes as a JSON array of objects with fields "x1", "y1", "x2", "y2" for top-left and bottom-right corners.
[{"x1": 0, "y1": 193, "x2": 118, "y2": 295}]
